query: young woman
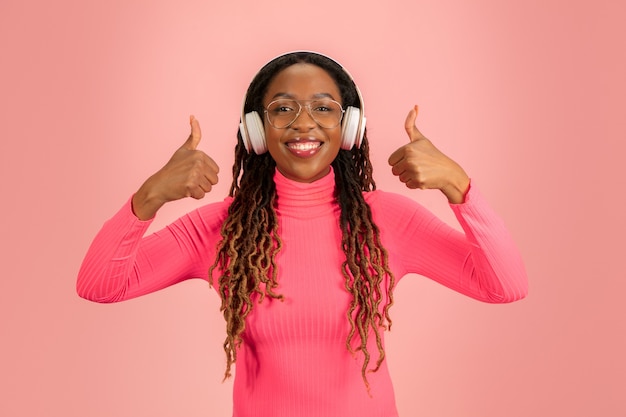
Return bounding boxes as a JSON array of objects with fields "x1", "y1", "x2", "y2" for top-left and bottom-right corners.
[{"x1": 77, "y1": 51, "x2": 528, "y2": 417}]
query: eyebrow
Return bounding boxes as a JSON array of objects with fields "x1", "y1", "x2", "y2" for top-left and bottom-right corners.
[{"x1": 270, "y1": 92, "x2": 337, "y2": 100}]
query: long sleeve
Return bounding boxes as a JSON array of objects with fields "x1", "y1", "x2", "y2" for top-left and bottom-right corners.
[
  {"x1": 76, "y1": 196, "x2": 231, "y2": 303},
  {"x1": 368, "y1": 184, "x2": 528, "y2": 303},
  {"x1": 76, "y1": 172, "x2": 527, "y2": 417}
]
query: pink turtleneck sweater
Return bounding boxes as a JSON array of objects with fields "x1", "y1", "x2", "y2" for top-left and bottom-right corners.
[{"x1": 77, "y1": 169, "x2": 527, "y2": 417}]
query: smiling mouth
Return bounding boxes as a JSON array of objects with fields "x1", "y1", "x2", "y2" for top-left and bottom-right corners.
[{"x1": 286, "y1": 142, "x2": 322, "y2": 151}]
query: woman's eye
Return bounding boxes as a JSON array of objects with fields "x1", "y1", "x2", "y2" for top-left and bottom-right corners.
[{"x1": 271, "y1": 103, "x2": 295, "y2": 113}]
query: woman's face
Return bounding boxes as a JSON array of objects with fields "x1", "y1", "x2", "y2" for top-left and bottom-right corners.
[{"x1": 262, "y1": 63, "x2": 343, "y2": 183}]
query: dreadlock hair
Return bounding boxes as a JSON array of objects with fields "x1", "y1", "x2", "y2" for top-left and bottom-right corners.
[{"x1": 208, "y1": 51, "x2": 396, "y2": 392}]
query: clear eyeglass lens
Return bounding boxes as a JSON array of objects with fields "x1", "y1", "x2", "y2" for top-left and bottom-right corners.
[{"x1": 266, "y1": 99, "x2": 343, "y2": 128}]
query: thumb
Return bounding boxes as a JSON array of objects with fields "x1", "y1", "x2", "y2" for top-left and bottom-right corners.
[
  {"x1": 404, "y1": 105, "x2": 426, "y2": 143},
  {"x1": 182, "y1": 115, "x2": 202, "y2": 150}
]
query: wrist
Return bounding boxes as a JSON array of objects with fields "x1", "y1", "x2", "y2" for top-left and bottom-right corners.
[
  {"x1": 132, "y1": 180, "x2": 166, "y2": 220},
  {"x1": 442, "y1": 174, "x2": 470, "y2": 204}
]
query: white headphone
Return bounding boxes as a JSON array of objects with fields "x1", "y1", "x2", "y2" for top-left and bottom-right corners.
[{"x1": 239, "y1": 51, "x2": 366, "y2": 155}]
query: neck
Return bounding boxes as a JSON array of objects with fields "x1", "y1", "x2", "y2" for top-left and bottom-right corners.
[{"x1": 273, "y1": 167, "x2": 338, "y2": 218}]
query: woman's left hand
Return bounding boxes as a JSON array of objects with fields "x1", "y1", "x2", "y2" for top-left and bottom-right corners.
[{"x1": 388, "y1": 106, "x2": 470, "y2": 204}]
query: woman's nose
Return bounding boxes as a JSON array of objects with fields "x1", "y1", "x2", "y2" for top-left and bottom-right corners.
[{"x1": 290, "y1": 107, "x2": 317, "y2": 130}]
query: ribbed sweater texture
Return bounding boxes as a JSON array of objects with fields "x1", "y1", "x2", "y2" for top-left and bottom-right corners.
[{"x1": 77, "y1": 169, "x2": 528, "y2": 417}]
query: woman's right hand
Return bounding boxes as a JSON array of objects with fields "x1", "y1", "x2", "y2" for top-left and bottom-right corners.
[{"x1": 131, "y1": 116, "x2": 220, "y2": 220}]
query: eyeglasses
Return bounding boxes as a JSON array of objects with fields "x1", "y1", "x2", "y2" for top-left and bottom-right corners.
[{"x1": 264, "y1": 99, "x2": 345, "y2": 129}]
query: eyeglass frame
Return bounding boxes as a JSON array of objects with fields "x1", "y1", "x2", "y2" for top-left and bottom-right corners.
[{"x1": 263, "y1": 98, "x2": 346, "y2": 129}]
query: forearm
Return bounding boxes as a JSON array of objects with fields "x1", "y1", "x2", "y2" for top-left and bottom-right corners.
[
  {"x1": 378, "y1": 186, "x2": 528, "y2": 303},
  {"x1": 77, "y1": 196, "x2": 228, "y2": 303},
  {"x1": 446, "y1": 184, "x2": 528, "y2": 302},
  {"x1": 76, "y1": 197, "x2": 153, "y2": 302}
]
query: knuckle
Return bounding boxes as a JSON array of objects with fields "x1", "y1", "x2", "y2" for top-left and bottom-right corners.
[{"x1": 183, "y1": 179, "x2": 197, "y2": 192}]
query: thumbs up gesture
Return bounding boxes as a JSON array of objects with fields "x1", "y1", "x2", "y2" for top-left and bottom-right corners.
[
  {"x1": 132, "y1": 116, "x2": 220, "y2": 220},
  {"x1": 388, "y1": 106, "x2": 470, "y2": 204}
]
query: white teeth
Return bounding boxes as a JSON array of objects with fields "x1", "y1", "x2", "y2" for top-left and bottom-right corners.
[{"x1": 288, "y1": 142, "x2": 321, "y2": 151}]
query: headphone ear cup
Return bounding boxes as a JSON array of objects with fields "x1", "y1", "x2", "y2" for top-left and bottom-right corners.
[
  {"x1": 357, "y1": 115, "x2": 366, "y2": 148},
  {"x1": 239, "y1": 121, "x2": 251, "y2": 152},
  {"x1": 240, "y1": 111, "x2": 267, "y2": 154},
  {"x1": 341, "y1": 106, "x2": 364, "y2": 150}
]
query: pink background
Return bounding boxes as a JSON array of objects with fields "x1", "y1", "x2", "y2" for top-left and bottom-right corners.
[{"x1": 1, "y1": 0, "x2": 624, "y2": 416}]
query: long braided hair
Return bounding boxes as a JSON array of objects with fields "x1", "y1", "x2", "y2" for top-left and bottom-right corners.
[{"x1": 208, "y1": 52, "x2": 396, "y2": 391}]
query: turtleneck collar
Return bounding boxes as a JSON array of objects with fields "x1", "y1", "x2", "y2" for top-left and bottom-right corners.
[{"x1": 273, "y1": 167, "x2": 338, "y2": 218}]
